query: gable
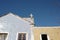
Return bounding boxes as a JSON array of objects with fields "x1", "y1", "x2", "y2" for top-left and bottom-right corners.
[
  {"x1": 0, "y1": 13, "x2": 32, "y2": 40},
  {"x1": 0, "y1": 12, "x2": 30, "y2": 24},
  {"x1": 0, "y1": 13, "x2": 32, "y2": 31}
]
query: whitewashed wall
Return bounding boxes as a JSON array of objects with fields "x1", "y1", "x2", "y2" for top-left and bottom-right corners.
[{"x1": 0, "y1": 13, "x2": 31, "y2": 40}]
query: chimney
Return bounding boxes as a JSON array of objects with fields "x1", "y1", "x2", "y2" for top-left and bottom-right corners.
[
  {"x1": 23, "y1": 13, "x2": 34, "y2": 26},
  {"x1": 30, "y1": 13, "x2": 34, "y2": 25}
]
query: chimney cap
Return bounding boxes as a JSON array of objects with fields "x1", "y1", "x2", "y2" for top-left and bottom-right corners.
[{"x1": 30, "y1": 13, "x2": 33, "y2": 18}]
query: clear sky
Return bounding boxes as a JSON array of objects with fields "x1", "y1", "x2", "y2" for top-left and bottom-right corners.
[{"x1": 0, "y1": 0, "x2": 60, "y2": 26}]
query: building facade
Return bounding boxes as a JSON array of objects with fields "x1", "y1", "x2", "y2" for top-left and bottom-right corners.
[
  {"x1": 0, "y1": 13, "x2": 60, "y2": 40},
  {"x1": 33, "y1": 27, "x2": 60, "y2": 40}
]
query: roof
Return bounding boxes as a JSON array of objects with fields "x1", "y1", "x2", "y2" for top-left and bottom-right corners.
[{"x1": 0, "y1": 12, "x2": 33, "y2": 24}]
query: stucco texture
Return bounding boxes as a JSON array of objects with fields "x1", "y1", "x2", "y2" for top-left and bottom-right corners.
[{"x1": 33, "y1": 28, "x2": 60, "y2": 40}]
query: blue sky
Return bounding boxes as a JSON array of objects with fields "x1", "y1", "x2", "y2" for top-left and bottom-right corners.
[{"x1": 0, "y1": 0, "x2": 60, "y2": 26}]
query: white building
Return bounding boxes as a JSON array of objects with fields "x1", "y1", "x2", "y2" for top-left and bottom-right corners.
[{"x1": 0, "y1": 13, "x2": 34, "y2": 40}]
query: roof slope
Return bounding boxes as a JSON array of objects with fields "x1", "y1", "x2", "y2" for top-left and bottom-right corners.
[{"x1": 0, "y1": 12, "x2": 31, "y2": 24}]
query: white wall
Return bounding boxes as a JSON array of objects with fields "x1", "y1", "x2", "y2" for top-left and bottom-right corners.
[{"x1": 0, "y1": 13, "x2": 31, "y2": 40}]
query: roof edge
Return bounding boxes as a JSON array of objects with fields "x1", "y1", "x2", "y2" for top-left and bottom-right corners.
[
  {"x1": 34, "y1": 26, "x2": 60, "y2": 28},
  {"x1": 0, "y1": 12, "x2": 31, "y2": 24}
]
